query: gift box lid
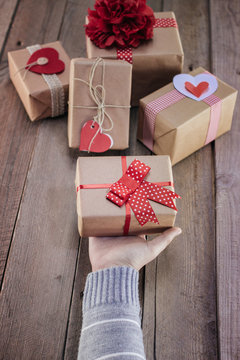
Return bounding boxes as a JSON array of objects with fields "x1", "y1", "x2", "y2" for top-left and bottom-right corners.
[
  {"x1": 8, "y1": 41, "x2": 70, "y2": 117},
  {"x1": 68, "y1": 57, "x2": 132, "y2": 149},
  {"x1": 86, "y1": 12, "x2": 184, "y2": 58},
  {"x1": 75, "y1": 155, "x2": 178, "y2": 236},
  {"x1": 140, "y1": 66, "x2": 238, "y2": 140}
]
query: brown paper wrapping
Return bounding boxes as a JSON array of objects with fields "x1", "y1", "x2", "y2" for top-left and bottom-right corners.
[
  {"x1": 138, "y1": 67, "x2": 238, "y2": 165},
  {"x1": 76, "y1": 155, "x2": 178, "y2": 237},
  {"x1": 86, "y1": 12, "x2": 184, "y2": 106},
  {"x1": 68, "y1": 58, "x2": 132, "y2": 150},
  {"x1": 8, "y1": 41, "x2": 70, "y2": 121}
]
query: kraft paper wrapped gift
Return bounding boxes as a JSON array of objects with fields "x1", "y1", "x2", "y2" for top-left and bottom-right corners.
[
  {"x1": 86, "y1": 12, "x2": 184, "y2": 106},
  {"x1": 138, "y1": 67, "x2": 238, "y2": 165},
  {"x1": 75, "y1": 155, "x2": 181, "y2": 237},
  {"x1": 8, "y1": 41, "x2": 70, "y2": 121},
  {"x1": 68, "y1": 57, "x2": 132, "y2": 150}
]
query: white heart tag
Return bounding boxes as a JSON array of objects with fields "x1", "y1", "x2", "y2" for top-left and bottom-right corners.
[{"x1": 173, "y1": 73, "x2": 218, "y2": 101}]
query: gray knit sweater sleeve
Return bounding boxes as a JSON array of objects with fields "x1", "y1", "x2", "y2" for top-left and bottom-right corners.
[{"x1": 78, "y1": 266, "x2": 146, "y2": 360}]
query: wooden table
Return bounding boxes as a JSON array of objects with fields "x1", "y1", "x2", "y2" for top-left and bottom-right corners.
[{"x1": 0, "y1": 0, "x2": 239, "y2": 359}]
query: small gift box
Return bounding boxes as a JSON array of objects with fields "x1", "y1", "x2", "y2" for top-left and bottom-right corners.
[
  {"x1": 86, "y1": 12, "x2": 184, "y2": 106},
  {"x1": 138, "y1": 67, "x2": 238, "y2": 165},
  {"x1": 75, "y1": 155, "x2": 181, "y2": 237},
  {"x1": 68, "y1": 57, "x2": 132, "y2": 151},
  {"x1": 8, "y1": 41, "x2": 70, "y2": 121}
]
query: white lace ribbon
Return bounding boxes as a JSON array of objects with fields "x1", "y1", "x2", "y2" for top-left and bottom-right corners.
[{"x1": 27, "y1": 44, "x2": 65, "y2": 117}]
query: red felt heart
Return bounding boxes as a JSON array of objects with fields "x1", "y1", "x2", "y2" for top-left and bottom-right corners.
[
  {"x1": 79, "y1": 120, "x2": 113, "y2": 153},
  {"x1": 185, "y1": 81, "x2": 209, "y2": 98},
  {"x1": 27, "y1": 47, "x2": 65, "y2": 74}
]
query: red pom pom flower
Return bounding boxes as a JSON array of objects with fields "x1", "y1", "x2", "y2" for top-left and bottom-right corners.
[{"x1": 85, "y1": 0, "x2": 155, "y2": 49}]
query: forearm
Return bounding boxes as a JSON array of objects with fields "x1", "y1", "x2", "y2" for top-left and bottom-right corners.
[{"x1": 78, "y1": 266, "x2": 145, "y2": 360}]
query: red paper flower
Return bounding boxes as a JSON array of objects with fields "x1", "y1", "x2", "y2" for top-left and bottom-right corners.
[{"x1": 85, "y1": 0, "x2": 155, "y2": 49}]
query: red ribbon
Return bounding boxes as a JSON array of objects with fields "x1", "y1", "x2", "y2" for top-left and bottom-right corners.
[
  {"x1": 106, "y1": 158, "x2": 181, "y2": 233},
  {"x1": 76, "y1": 156, "x2": 178, "y2": 235}
]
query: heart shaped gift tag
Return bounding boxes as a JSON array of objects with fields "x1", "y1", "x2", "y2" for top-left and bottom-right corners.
[
  {"x1": 173, "y1": 73, "x2": 218, "y2": 101},
  {"x1": 79, "y1": 120, "x2": 113, "y2": 153},
  {"x1": 26, "y1": 47, "x2": 65, "y2": 74}
]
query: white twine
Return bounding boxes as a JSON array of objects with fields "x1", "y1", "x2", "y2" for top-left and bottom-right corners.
[
  {"x1": 24, "y1": 44, "x2": 65, "y2": 118},
  {"x1": 72, "y1": 57, "x2": 130, "y2": 152}
]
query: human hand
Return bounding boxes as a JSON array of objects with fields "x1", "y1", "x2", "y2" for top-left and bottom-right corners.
[{"x1": 89, "y1": 227, "x2": 182, "y2": 272}]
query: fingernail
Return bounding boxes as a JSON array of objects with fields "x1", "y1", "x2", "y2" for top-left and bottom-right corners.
[{"x1": 175, "y1": 227, "x2": 182, "y2": 235}]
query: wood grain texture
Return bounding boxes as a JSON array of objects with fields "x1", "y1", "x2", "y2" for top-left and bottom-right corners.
[
  {"x1": 139, "y1": 2, "x2": 163, "y2": 357},
  {"x1": 154, "y1": 0, "x2": 218, "y2": 359},
  {"x1": 210, "y1": 0, "x2": 240, "y2": 359},
  {"x1": 0, "y1": 0, "x2": 19, "y2": 55},
  {"x1": 142, "y1": 257, "x2": 157, "y2": 359},
  {"x1": 0, "y1": 0, "x2": 68, "y2": 287},
  {"x1": 0, "y1": 117, "x2": 80, "y2": 359},
  {"x1": 64, "y1": 237, "x2": 91, "y2": 360}
]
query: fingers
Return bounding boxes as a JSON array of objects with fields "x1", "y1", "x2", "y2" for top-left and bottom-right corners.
[{"x1": 147, "y1": 227, "x2": 182, "y2": 257}]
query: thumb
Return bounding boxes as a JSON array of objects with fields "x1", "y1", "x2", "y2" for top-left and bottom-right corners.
[{"x1": 147, "y1": 227, "x2": 182, "y2": 257}]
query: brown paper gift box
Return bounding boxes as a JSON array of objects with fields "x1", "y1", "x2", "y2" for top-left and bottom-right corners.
[
  {"x1": 138, "y1": 67, "x2": 238, "y2": 165},
  {"x1": 86, "y1": 12, "x2": 184, "y2": 106},
  {"x1": 68, "y1": 58, "x2": 132, "y2": 150},
  {"x1": 76, "y1": 155, "x2": 179, "y2": 237},
  {"x1": 8, "y1": 41, "x2": 70, "y2": 121}
]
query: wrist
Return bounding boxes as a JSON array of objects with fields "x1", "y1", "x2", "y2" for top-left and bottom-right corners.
[
  {"x1": 91, "y1": 261, "x2": 137, "y2": 272},
  {"x1": 83, "y1": 266, "x2": 140, "y2": 312}
]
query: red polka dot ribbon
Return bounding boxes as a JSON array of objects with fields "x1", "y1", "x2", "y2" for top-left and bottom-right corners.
[
  {"x1": 116, "y1": 48, "x2": 133, "y2": 64},
  {"x1": 106, "y1": 158, "x2": 181, "y2": 231},
  {"x1": 153, "y1": 18, "x2": 178, "y2": 28},
  {"x1": 116, "y1": 17, "x2": 178, "y2": 64}
]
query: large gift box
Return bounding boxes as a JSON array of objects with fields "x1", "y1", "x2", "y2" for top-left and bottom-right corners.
[
  {"x1": 76, "y1": 155, "x2": 181, "y2": 237},
  {"x1": 68, "y1": 57, "x2": 132, "y2": 151},
  {"x1": 138, "y1": 67, "x2": 238, "y2": 165},
  {"x1": 8, "y1": 41, "x2": 70, "y2": 121},
  {"x1": 86, "y1": 12, "x2": 184, "y2": 106}
]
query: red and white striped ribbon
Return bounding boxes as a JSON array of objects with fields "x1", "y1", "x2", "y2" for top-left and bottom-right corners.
[{"x1": 143, "y1": 85, "x2": 222, "y2": 151}]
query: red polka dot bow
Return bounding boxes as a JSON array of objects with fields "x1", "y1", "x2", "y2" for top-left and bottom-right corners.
[{"x1": 106, "y1": 159, "x2": 181, "y2": 226}]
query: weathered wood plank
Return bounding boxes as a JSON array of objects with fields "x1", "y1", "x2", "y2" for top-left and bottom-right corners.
[
  {"x1": 210, "y1": 0, "x2": 240, "y2": 359},
  {"x1": 142, "y1": 257, "x2": 157, "y2": 358},
  {"x1": 63, "y1": 237, "x2": 91, "y2": 359},
  {"x1": 139, "y1": 2, "x2": 163, "y2": 358},
  {"x1": 0, "y1": 117, "x2": 80, "y2": 359},
  {"x1": 154, "y1": 0, "x2": 218, "y2": 359},
  {"x1": 0, "y1": 0, "x2": 19, "y2": 54},
  {"x1": 0, "y1": 0, "x2": 68, "y2": 287}
]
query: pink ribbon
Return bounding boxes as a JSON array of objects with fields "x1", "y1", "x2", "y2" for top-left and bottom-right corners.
[{"x1": 143, "y1": 88, "x2": 222, "y2": 151}]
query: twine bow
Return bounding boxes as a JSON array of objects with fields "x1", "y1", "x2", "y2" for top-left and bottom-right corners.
[
  {"x1": 106, "y1": 159, "x2": 181, "y2": 226},
  {"x1": 73, "y1": 57, "x2": 131, "y2": 152}
]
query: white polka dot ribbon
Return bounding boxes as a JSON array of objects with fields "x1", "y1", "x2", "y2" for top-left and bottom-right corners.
[
  {"x1": 116, "y1": 17, "x2": 178, "y2": 64},
  {"x1": 106, "y1": 159, "x2": 181, "y2": 227},
  {"x1": 153, "y1": 18, "x2": 178, "y2": 28}
]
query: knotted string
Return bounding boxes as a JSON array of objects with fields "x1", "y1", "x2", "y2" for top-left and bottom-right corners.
[
  {"x1": 14, "y1": 57, "x2": 49, "y2": 80},
  {"x1": 72, "y1": 57, "x2": 131, "y2": 152}
]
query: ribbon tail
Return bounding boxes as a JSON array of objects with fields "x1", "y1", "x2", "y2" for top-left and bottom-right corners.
[
  {"x1": 128, "y1": 190, "x2": 159, "y2": 226},
  {"x1": 144, "y1": 181, "x2": 181, "y2": 211}
]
